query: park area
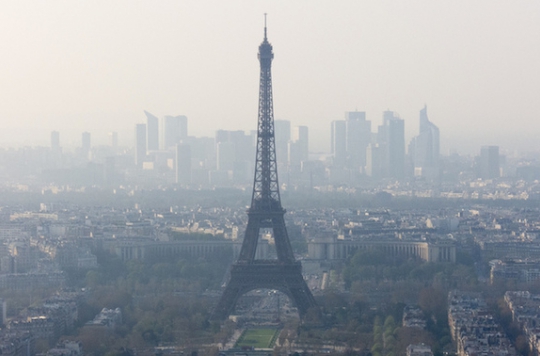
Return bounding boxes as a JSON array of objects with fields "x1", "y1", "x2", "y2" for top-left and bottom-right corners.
[{"x1": 235, "y1": 328, "x2": 280, "y2": 349}]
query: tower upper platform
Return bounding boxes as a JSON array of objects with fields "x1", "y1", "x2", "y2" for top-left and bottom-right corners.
[{"x1": 258, "y1": 18, "x2": 274, "y2": 64}]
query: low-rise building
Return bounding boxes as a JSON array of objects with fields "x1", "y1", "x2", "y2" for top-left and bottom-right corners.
[
  {"x1": 308, "y1": 235, "x2": 456, "y2": 262},
  {"x1": 504, "y1": 291, "x2": 540, "y2": 355},
  {"x1": 448, "y1": 290, "x2": 515, "y2": 356},
  {"x1": 0, "y1": 272, "x2": 65, "y2": 291},
  {"x1": 0, "y1": 330, "x2": 34, "y2": 356},
  {"x1": 406, "y1": 343, "x2": 433, "y2": 356},
  {"x1": 403, "y1": 305, "x2": 426, "y2": 329},
  {"x1": 85, "y1": 308, "x2": 122, "y2": 329},
  {"x1": 490, "y1": 259, "x2": 540, "y2": 284}
]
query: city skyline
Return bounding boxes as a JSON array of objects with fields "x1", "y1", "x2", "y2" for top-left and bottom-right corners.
[
  {"x1": 0, "y1": 1, "x2": 539, "y2": 154},
  {"x1": 5, "y1": 106, "x2": 501, "y2": 160}
]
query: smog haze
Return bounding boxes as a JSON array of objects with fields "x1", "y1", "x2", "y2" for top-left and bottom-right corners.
[{"x1": 0, "y1": 1, "x2": 539, "y2": 154}]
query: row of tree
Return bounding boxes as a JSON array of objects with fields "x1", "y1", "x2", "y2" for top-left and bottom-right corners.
[{"x1": 63, "y1": 248, "x2": 234, "y2": 354}]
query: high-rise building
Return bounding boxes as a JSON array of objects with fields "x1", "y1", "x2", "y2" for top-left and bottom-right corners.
[
  {"x1": 134, "y1": 124, "x2": 146, "y2": 167},
  {"x1": 378, "y1": 111, "x2": 405, "y2": 179},
  {"x1": 292, "y1": 125, "x2": 308, "y2": 162},
  {"x1": 409, "y1": 106, "x2": 440, "y2": 178},
  {"x1": 176, "y1": 144, "x2": 192, "y2": 184},
  {"x1": 162, "y1": 115, "x2": 188, "y2": 149},
  {"x1": 288, "y1": 140, "x2": 302, "y2": 171},
  {"x1": 215, "y1": 130, "x2": 230, "y2": 144},
  {"x1": 179, "y1": 116, "x2": 188, "y2": 139},
  {"x1": 216, "y1": 141, "x2": 235, "y2": 172},
  {"x1": 184, "y1": 136, "x2": 214, "y2": 164},
  {"x1": 287, "y1": 125, "x2": 309, "y2": 172},
  {"x1": 366, "y1": 143, "x2": 383, "y2": 178},
  {"x1": 144, "y1": 111, "x2": 159, "y2": 152},
  {"x1": 51, "y1": 131, "x2": 60, "y2": 150},
  {"x1": 229, "y1": 130, "x2": 253, "y2": 163},
  {"x1": 345, "y1": 111, "x2": 371, "y2": 172},
  {"x1": 479, "y1": 146, "x2": 500, "y2": 179},
  {"x1": 214, "y1": 130, "x2": 253, "y2": 183},
  {"x1": 181, "y1": 136, "x2": 213, "y2": 184},
  {"x1": 331, "y1": 120, "x2": 346, "y2": 166},
  {"x1": 274, "y1": 120, "x2": 291, "y2": 165}
]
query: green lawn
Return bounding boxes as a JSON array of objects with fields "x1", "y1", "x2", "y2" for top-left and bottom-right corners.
[{"x1": 235, "y1": 328, "x2": 280, "y2": 349}]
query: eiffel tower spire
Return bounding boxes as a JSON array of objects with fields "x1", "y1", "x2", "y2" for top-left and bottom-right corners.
[
  {"x1": 251, "y1": 12, "x2": 280, "y2": 212},
  {"x1": 211, "y1": 18, "x2": 317, "y2": 320}
]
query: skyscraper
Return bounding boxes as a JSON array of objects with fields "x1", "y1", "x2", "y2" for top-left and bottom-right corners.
[
  {"x1": 274, "y1": 120, "x2": 291, "y2": 165},
  {"x1": 345, "y1": 111, "x2": 371, "y2": 172},
  {"x1": 292, "y1": 125, "x2": 309, "y2": 163},
  {"x1": 134, "y1": 124, "x2": 146, "y2": 167},
  {"x1": 479, "y1": 146, "x2": 500, "y2": 179},
  {"x1": 378, "y1": 111, "x2": 405, "y2": 179},
  {"x1": 216, "y1": 141, "x2": 235, "y2": 172},
  {"x1": 331, "y1": 120, "x2": 346, "y2": 166},
  {"x1": 214, "y1": 130, "x2": 254, "y2": 182},
  {"x1": 288, "y1": 140, "x2": 302, "y2": 172},
  {"x1": 144, "y1": 111, "x2": 159, "y2": 152},
  {"x1": 366, "y1": 143, "x2": 382, "y2": 178},
  {"x1": 229, "y1": 130, "x2": 253, "y2": 164},
  {"x1": 409, "y1": 106, "x2": 440, "y2": 178},
  {"x1": 162, "y1": 115, "x2": 188, "y2": 149},
  {"x1": 215, "y1": 130, "x2": 230, "y2": 144},
  {"x1": 176, "y1": 144, "x2": 192, "y2": 184}
]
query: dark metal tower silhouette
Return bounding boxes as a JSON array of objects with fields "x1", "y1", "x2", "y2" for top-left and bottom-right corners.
[{"x1": 212, "y1": 18, "x2": 317, "y2": 320}]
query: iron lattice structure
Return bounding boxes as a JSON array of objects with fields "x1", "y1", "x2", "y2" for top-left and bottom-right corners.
[{"x1": 211, "y1": 23, "x2": 317, "y2": 320}]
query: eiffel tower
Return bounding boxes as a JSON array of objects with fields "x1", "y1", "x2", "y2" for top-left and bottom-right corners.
[{"x1": 211, "y1": 19, "x2": 317, "y2": 320}]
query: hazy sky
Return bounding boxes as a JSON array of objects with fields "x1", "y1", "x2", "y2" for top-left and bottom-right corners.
[{"x1": 0, "y1": 1, "x2": 539, "y2": 154}]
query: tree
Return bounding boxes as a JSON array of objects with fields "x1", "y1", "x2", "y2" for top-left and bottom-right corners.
[{"x1": 418, "y1": 288, "x2": 446, "y2": 322}]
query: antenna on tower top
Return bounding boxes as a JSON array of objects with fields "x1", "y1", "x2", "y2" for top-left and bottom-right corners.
[{"x1": 264, "y1": 13, "x2": 267, "y2": 39}]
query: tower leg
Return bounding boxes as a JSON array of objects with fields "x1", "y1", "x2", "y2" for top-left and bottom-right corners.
[
  {"x1": 211, "y1": 282, "x2": 243, "y2": 321},
  {"x1": 211, "y1": 263, "x2": 317, "y2": 321}
]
